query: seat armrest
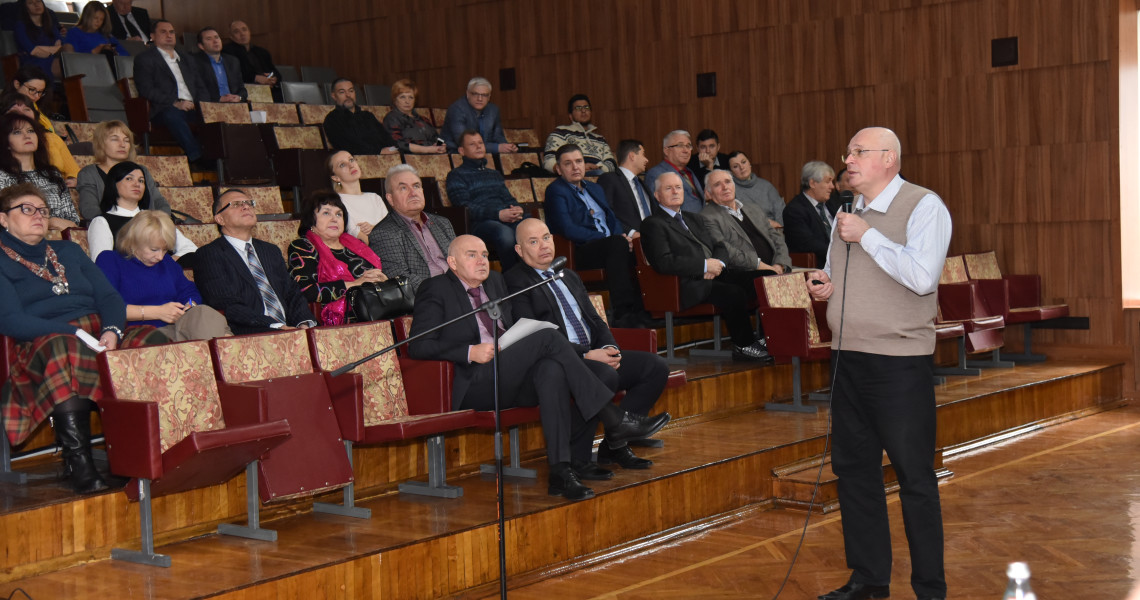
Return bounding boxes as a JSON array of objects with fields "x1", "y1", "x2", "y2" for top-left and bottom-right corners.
[
  {"x1": 757, "y1": 307, "x2": 814, "y2": 356},
  {"x1": 611, "y1": 327, "x2": 656, "y2": 353},
  {"x1": 399, "y1": 357, "x2": 454, "y2": 415},
  {"x1": 1003, "y1": 273, "x2": 1041, "y2": 309},
  {"x1": 216, "y1": 382, "x2": 270, "y2": 427},
  {"x1": 321, "y1": 371, "x2": 365, "y2": 440},
  {"x1": 99, "y1": 397, "x2": 162, "y2": 480}
]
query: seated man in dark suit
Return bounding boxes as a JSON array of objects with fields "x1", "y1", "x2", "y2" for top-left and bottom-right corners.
[
  {"x1": 193, "y1": 27, "x2": 247, "y2": 103},
  {"x1": 368, "y1": 164, "x2": 456, "y2": 293},
  {"x1": 446, "y1": 130, "x2": 524, "y2": 269},
  {"x1": 108, "y1": 0, "x2": 150, "y2": 41},
  {"x1": 783, "y1": 160, "x2": 838, "y2": 268},
  {"x1": 640, "y1": 172, "x2": 770, "y2": 361},
  {"x1": 699, "y1": 170, "x2": 792, "y2": 275},
  {"x1": 505, "y1": 218, "x2": 669, "y2": 469},
  {"x1": 408, "y1": 235, "x2": 670, "y2": 500},
  {"x1": 194, "y1": 189, "x2": 316, "y2": 334},
  {"x1": 323, "y1": 78, "x2": 399, "y2": 156},
  {"x1": 222, "y1": 20, "x2": 279, "y2": 86},
  {"x1": 544, "y1": 144, "x2": 648, "y2": 328},
  {"x1": 598, "y1": 139, "x2": 654, "y2": 234},
  {"x1": 133, "y1": 20, "x2": 210, "y2": 166},
  {"x1": 687, "y1": 129, "x2": 732, "y2": 185}
]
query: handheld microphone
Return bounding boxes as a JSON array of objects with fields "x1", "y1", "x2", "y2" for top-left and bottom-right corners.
[
  {"x1": 839, "y1": 190, "x2": 854, "y2": 214},
  {"x1": 550, "y1": 256, "x2": 568, "y2": 273}
]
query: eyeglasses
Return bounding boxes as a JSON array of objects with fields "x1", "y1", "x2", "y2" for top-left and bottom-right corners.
[
  {"x1": 214, "y1": 199, "x2": 256, "y2": 215},
  {"x1": 469, "y1": 91, "x2": 490, "y2": 99},
  {"x1": 7, "y1": 203, "x2": 50, "y2": 217},
  {"x1": 571, "y1": 105, "x2": 591, "y2": 112},
  {"x1": 667, "y1": 143, "x2": 693, "y2": 150},
  {"x1": 845, "y1": 148, "x2": 889, "y2": 160},
  {"x1": 19, "y1": 83, "x2": 45, "y2": 99}
]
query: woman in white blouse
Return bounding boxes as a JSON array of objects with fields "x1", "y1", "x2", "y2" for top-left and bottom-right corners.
[
  {"x1": 87, "y1": 161, "x2": 197, "y2": 267},
  {"x1": 327, "y1": 150, "x2": 388, "y2": 243}
]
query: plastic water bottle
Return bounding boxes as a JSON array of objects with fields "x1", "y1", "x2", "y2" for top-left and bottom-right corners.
[{"x1": 1002, "y1": 562, "x2": 1037, "y2": 599}]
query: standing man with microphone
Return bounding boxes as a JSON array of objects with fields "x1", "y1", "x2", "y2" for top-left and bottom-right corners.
[{"x1": 807, "y1": 127, "x2": 952, "y2": 600}]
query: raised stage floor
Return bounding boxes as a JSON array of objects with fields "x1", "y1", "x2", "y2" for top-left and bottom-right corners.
[{"x1": 0, "y1": 355, "x2": 1124, "y2": 599}]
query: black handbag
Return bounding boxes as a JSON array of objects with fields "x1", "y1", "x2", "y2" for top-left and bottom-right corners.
[{"x1": 345, "y1": 276, "x2": 415, "y2": 321}]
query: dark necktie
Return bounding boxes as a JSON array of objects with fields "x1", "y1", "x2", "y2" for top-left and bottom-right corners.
[
  {"x1": 468, "y1": 287, "x2": 498, "y2": 337},
  {"x1": 246, "y1": 243, "x2": 288, "y2": 324},
  {"x1": 674, "y1": 211, "x2": 691, "y2": 232},
  {"x1": 631, "y1": 176, "x2": 651, "y2": 218},
  {"x1": 816, "y1": 203, "x2": 831, "y2": 228},
  {"x1": 578, "y1": 186, "x2": 610, "y2": 236},
  {"x1": 544, "y1": 271, "x2": 589, "y2": 344}
]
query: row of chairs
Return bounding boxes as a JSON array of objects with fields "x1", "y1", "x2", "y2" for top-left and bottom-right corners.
[{"x1": 752, "y1": 251, "x2": 1072, "y2": 411}]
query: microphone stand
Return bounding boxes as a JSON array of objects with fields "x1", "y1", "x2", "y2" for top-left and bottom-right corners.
[{"x1": 329, "y1": 259, "x2": 569, "y2": 600}]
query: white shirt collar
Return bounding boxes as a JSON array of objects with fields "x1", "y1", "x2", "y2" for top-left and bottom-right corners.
[{"x1": 857, "y1": 174, "x2": 905, "y2": 214}]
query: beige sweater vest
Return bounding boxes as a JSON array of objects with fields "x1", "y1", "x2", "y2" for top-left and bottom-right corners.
[{"x1": 826, "y1": 181, "x2": 939, "y2": 356}]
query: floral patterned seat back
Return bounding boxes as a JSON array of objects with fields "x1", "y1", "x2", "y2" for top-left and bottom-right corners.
[
  {"x1": 163, "y1": 186, "x2": 215, "y2": 224},
  {"x1": 136, "y1": 155, "x2": 193, "y2": 187},
  {"x1": 504, "y1": 179, "x2": 535, "y2": 203},
  {"x1": 246, "y1": 84, "x2": 273, "y2": 104},
  {"x1": 309, "y1": 321, "x2": 411, "y2": 426},
  {"x1": 963, "y1": 251, "x2": 1002, "y2": 280},
  {"x1": 298, "y1": 104, "x2": 335, "y2": 126},
  {"x1": 252, "y1": 219, "x2": 301, "y2": 262},
  {"x1": 356, "y1": 154, "x2": 404, "y2": 179},
  {"x1": 251, "y1": 103, "x2": 299, "y2": 124},
  {"x1": 361, "y1": 105, "x2": 391, "y2": 122},
  {"x1": 103, "y1": 340, "x2": 227, "y2": 452},
  {"x1": 761, "y1": 273, "x2": 823, "y2": 345},
  {"x1": 273, "y1": 126, "x2": 324, "y2": 150},
  {"x1": 589, "y1": 294, "x2": 608, "y2": 325},
  {"x1": 212, "y1": 329, "x2": 313, "y2": 384},
  {"x1": 940, "y1": 255, "x2": 968, "y2": 284},
  {"x1": 200, "y1": 102, "x2": 252, "y2": 124}
]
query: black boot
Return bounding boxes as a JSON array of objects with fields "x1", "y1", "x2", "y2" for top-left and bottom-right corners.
[{"x1": 53, "y1": 410, "x2": 109, "y2": 495}]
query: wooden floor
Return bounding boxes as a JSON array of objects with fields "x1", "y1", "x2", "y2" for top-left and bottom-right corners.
[
  {"x1": 0, "y1": 357, "x2": 1124, "y2": 599},
  {"x1": 498, "y1": 401, "x2": 1140, "y2": 600}
]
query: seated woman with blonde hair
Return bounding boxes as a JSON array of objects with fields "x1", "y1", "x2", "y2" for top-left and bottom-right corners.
[
  {"x1": 288, "y1": 190, "x2": 387, "y2": 325},
  {"x1": 96, "y1": 210, "x2": 230, "y2": 342},
  {"x1": 76, "y1": 120, "x2": 170, "y2": 222}
]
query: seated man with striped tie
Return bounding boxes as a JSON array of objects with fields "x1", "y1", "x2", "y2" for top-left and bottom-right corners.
[
  {"x1": 194, "y1": 189, "x2": 317, "y2": 334},
  {"x1": 544, "y1": 144, "x2": 650, "y2": 328},
  {"x1": 505, "y1": 218, "x2": 670, "y2": 470}
]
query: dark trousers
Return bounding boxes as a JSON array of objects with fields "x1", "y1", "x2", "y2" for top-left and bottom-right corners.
[
  {"x1": 691, "y1": 269, "x2": 767, "y2": 347},
  {"x1": 830, "y1": 350, "x2": 946, "y2": 599},
  {"x1": 151, "y1": 106, "x2": 202, "y2": 161},
  {"x1": 471, "y1": 219, "x2": 521, "y2": 270},
  {"x1": 459, "y1": 329, "x2": 612, "y2": 464},
  {"x1": 574, "y1": 235, "x2": 643, "y2": 317},
  {"x1": 574, "y1": 349, "x2": 669, "y2": 460}
]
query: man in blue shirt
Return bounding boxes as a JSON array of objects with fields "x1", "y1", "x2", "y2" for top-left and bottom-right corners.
[
  {"x1": 544, "y1": 144, "x2": 648, "y2": 328},
  {"x1": 193, "y1": 26, "x2": 246, "y2": 103},
  {"x1": 441, "y1": 77, "x2": 518, "y2": 154}
]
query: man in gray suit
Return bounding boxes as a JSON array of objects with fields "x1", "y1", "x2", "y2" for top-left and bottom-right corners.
[
  {"x1": 699, "y1": 169, "x2": 793, "y2": 275},
  {"x1": 368, "y1": 165, "x2": 457, "y2": 294}
]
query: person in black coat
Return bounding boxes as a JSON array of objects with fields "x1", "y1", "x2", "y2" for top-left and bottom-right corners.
[
  {"x1": 132, "y1": 20, "x2": 209, "y2": 163},
  {"x1": 108, "y1": 0, "x2": 150, "y2": 41},
  {"x1": 323, "y1": 78, "x2": 399, "y2": 155},
  {"x1": 782, "y1": 160, "x2": 838, "y2": 268},
  {"x1": 194, "y1": 190, "x2": 316, "y2": 334},
  {"x1": 408, "y1": 235, "x2": 670, "y2": 501},
  {"x1": 193, "y1": 26, "x2": 247, "y2": 102},
  {"x1": 687, "y1": 129, "x2": 732, "y2": 186},
  {"x1": 639, "y1": 172, "x2": 770, "y2": 361},
  {"x1": 505, "y1": 218, "x2": 669, "y2": 469},
  {"x1": 598, "y1": 138, "x2": 654, "y2": 233}
]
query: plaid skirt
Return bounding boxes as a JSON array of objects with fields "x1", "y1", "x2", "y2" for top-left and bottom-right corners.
[{"x1": 2, "y1": 314, "x2": 166, "y2": 446}]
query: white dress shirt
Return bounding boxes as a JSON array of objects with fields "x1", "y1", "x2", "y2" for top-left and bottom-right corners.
[{"x1": 159, "y1": 47, "x2": 194, "y2": 102}]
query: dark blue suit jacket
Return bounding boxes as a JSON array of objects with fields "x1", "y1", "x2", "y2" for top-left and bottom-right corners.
[
  {"x1": 194, "y1": 237, "x2": 315, "y2": 335},
  {"x1": 544, "y1": 177, "x2": 623, "y2": 246}
]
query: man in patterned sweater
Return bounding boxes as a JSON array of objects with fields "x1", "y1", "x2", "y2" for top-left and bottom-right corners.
[{"x1": 541, "y1": 94, "x2": 617, "y2": 176}]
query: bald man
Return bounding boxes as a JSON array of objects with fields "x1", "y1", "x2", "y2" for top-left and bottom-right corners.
[
  {"x1": 408, "y1": 235, "x2": 670, "y2": 501},
  {"x1": 505, "y1": 218, "x2": 669, "y2": 469},
  {"x1": 808, "y1": 127, "x2": 951, "y2": 600}
]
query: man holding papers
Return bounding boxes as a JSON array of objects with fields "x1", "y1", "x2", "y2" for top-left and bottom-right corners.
[
  {"x1": 506, "y1": 219, "x2": 669, "y2": 470},
  {"x1": 409, "y1": 235, "x2": 671, "y2": 501}
]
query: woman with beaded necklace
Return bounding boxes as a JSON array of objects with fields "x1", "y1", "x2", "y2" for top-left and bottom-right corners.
[{"x1": 0, "y1": 183, "x2": 166, "y2": 494}]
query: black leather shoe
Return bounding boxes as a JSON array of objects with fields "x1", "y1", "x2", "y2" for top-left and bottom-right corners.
[
  {"x1": 604, "y1": 411, "x2": 671, "y2": 448},
  {"x1": 548, "y1": 463, "x2": 595, "y2": 501},
  {"x1": 597, "y1": 444, "x2": 653, "y2": 469},
  {"x1": 571, "y1": 460, "x2": 614, "y2": 480},
  {"x1": 817, "y1": 582, "x2": 890, "y2": 600}
]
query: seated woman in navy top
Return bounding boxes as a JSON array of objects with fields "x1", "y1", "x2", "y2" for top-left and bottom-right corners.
[
  {"x1": 62, "y1": 3, "x2": 127, "y2": 57},
  {"x1": 95, "y1": 210, "x2": 230, "y2": 342}
]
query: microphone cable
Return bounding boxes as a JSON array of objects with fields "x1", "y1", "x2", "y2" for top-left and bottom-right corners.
[{"x1": 770, "y1": 206, "x2": 855, "y2": 600}]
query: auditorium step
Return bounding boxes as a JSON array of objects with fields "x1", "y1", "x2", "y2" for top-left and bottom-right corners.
[
  {"x1": 0, "y1": 360, "x2": 1122, "y2": 598},
  {"x1": 772, "y1": 452, "x2": 954, "y2": 513}
]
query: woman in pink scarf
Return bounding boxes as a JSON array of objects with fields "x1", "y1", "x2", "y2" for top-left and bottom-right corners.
[{"x1": 288, "y1": 190, "x2": 387, "y2": 325}]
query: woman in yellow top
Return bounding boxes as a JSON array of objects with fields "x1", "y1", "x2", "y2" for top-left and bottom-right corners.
[{"x1": 5, "y1": 66, "x2": 79, "y2": 185}]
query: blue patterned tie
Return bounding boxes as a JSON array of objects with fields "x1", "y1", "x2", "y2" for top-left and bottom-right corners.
[
  {"x1": 246, "y1": 242, "x2": 288, "y2": 324},
  {"x1": 632, "y1": 176, "x2": 651, "y2": 218},
  {"x1": 544, "y1": 271, "x2": 590, "y2": 345}
]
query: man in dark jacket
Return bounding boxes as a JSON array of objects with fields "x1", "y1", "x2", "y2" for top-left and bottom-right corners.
[
  {"x1": 322, "y1": 78, "x2": 399, "y2": 155},
  {"x1": 133, "y1": 20, "x2": 209, "y2": 164},
  {"x1": 446, "y1": 130, "x2": 524, "y2": 269},
  {"x1": 193, "y1": 27, "x2": 246, "y2": 102}
]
